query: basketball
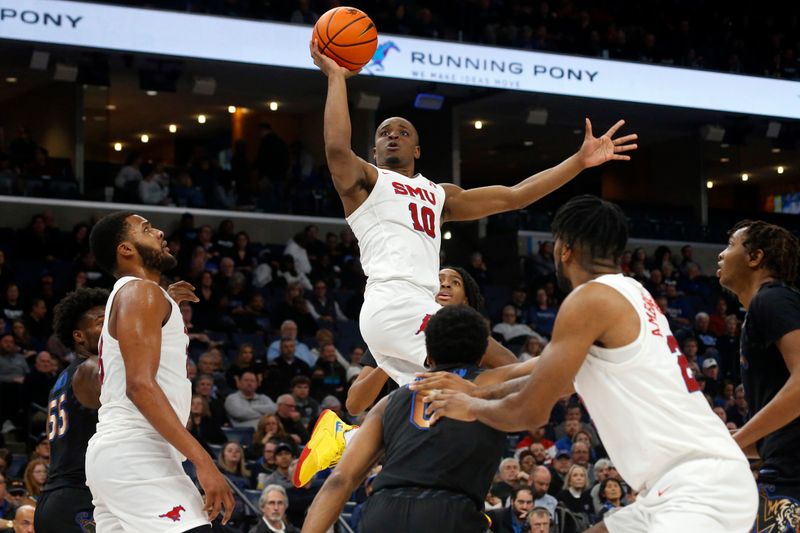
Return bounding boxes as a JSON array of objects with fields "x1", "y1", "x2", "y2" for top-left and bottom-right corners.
[{"x1": 313, "y1": 7, "x2": 378, "y2": 71}]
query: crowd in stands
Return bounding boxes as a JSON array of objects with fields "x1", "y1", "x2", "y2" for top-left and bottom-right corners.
[
  {"x1": 80, "y1": 0, "x2": 800, "y2": 79},
  {"x1": 0, "y1": 207, "x2": 754, "y2": 531}
]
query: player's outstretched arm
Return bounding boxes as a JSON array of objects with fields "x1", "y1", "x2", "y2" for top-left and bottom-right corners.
[
  {"x1": 441, "y1": 119, "x2": 637, "y2": 223},
  {"x1": 733, "y1": 329, "x2": 800, "y2": 450},
  {"x1": 73, "y1": 356, "x2": 101, "y2": 409},
  {"x1": 345, "y1": 366, "x2": 390, "y2": 415},
  {"x1": 309, "y1": 39, "x2": 376, "y2": 215},
  {"x1": 113, "y1": 281, "x2": 234, "y2": 524},
  {"x1": 426, "y1": 283, "x2": 614, "y2": 431},
  {"x1": 302, "y1": 398, "x2": 386, "y2": 533}
]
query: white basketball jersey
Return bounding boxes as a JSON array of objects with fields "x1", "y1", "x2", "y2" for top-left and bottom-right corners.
[
  {"x1": 573, "y1": 274, "x2": 746, "y2": 492},
  {"x1": 346, "y1": 166, "x2": 446, "y2": 296},
  {"x1": 95, "y1": 276, "x2": 191, "y2": 437}
]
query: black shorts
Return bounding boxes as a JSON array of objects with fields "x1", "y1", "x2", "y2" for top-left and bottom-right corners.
[
  {"x1": 752, "y1": 470, "x2": 800, "y2": 533},
  {"x1": 360, "y1": 488, "x2": 487, "y2": 533},
  {"x1": 34, "y1": 487, "x2": 95, "y2": 533}
]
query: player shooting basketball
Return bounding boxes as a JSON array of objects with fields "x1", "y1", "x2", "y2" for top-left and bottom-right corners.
[{"x1": 295, "y1": 38, "x2": 638, "y2": 487}]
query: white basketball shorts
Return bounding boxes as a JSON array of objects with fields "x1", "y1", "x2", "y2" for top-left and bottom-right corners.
[
  {"x1": 359, "y1": 280, "x2": 442, "y2": 386},
  {"x1": 86, "y1": 428, "x2": 209, "y2": 533},
  {"x1": 604, "y1": 457, "x2": 757, "y2": 533}
]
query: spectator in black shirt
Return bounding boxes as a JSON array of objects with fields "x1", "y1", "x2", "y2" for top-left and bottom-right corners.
[
  {"x1": 263, "y1": 338, "x2": 311, "y2": 397},
  {"x1": 275, "y1": 394, "x2": 309, "y2": 444},
  {"x1": 187, "y1": 394, "x2": 226, "y2": 451},
  {"x1": 717, "y1": 219, "x2": 800, "y2": 521},
  {"x1": 24, "y1": 299, "x2": 50, "y2": 351},
  {"x1": 2, "y1": 284, "x2": 24, "y2": 322},
  {"x1": 716, "y1": 315, "x2": 741, "y2": 382},
  {"x1": 310, "y1": 343, "x2": 347, "y2": 403},
  {"x1": 24, "y1": 350, "x2": 57, "y2": 409},
  {"x1": 726, "y1": 385, "x2": 750, "y2": 428}
]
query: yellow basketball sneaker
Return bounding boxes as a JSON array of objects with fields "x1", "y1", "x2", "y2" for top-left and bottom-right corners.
[{"x1": 293, "y1": 409, "x2": 355, "y2": 488}]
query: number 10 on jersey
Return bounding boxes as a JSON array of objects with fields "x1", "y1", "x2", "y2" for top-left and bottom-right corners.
[{"x1": 409, "y1": 203, "x2": 436, "y2": 238}]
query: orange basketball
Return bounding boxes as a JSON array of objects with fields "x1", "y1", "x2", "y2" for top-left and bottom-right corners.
[{"x1": 313, "y1": 7, "x2": 378, "y2": 71}]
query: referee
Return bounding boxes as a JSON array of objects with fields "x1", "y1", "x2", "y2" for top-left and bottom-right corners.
[{"x1": 717, "y1": 219, "x2": 800, "y2": 527}]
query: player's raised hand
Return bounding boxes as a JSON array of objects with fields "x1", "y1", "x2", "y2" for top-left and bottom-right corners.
[
  {"x1": 196, "y1": 461, "x2": 235, "y2": 524},
  {"x1": 167, "y1": 281, "x2": 199, "y2": 304},
  {"x1": 309, "y1": 38, "x2": 361, "y2": 78},
  {"x1": 578, "y1": 118, "x2": 638, "y2": 168},
  {"x1": 424, "y1": 389, "x2": 481, "y2": 425},
  {"x1": 409, "y1": 371, "x2": 477, "y2": 395}
]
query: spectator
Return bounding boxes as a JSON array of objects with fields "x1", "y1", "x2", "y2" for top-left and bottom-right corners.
[
  {"x1": 251, "y1": 440, "x2": 278, "y2": 489},
  {"x1": 530, "y1": 466, "x2": 558, "y2": 521},
  {"x1": 306, "y1": 280, "x2": 347, "y2": 323},
  {"x1": 260, "y1": 442, "x2": 294, "y2": 490},
  {"x1": 0, "y1": 473, "x2": 14, "y2": 523},
  {"x1": 197, "y1": 352, "x2": 230, "y2": 396},
  {"x1": 138, "y1": 164, "x2": 170, "y2": 205},
  {"x1": 664, "y1": 281, "x2": 693, "y2": 327},
  {"x1": 488, "y1": 486, "x2": 534, "y2": 533},
  {"x1": 250, "y1": 484, "x2": 300, "y2": 533},
  {"x1": 114, "y1": 152, "x2": 142, "y2": 189},
  {"x1": 310, "y1": 329, "x2": 350, "y2": 369},
  {"x1": 726, "y1": 385, "x2": 750, "y2": 428},
  {"x1": 23, "y1": 300, "x2": 50, "y2": 351},
  {"x1": 0, "y1": 332, "x2": 28, "y2": 432},
  {"x1": 491, "y1": 457, "x2": 523, "y2": 505},
  {"x1": 547, "y1": 449, "x2": 572, "y2": 496},
  {"x1": 507, "y1": 286, "x2": 531, "y2": 323},
  {"x1": 290, "y1": 376, "x2": 320, "y2": 430},
  {"x1": 224, "y1": 370, "x2": 277, "y2": 428},
  {"x1": 708, "y1": 298, "x2": 730, "y2": 337},
  {"x1": 716, "y1": 315, "x2": 741, "y2": 382},
  {"x1": 187, "y1": 394, "x2": 226, "y2": 449},
  {"x1": 526, "y1": 507, "x2": 552, "y2": 533},
  {"x1": 226, "y1": 344, "x2": 266, "y2": 390},
  {"x1": 493, "y1": 305, "x2": 536, "y2": 343},
  {"x1": 310, "y1": 343, "x2": 347, "y2": 402},
  {"x1": 256, "y1": 123, "x2": 290, "y2": 188},
  {"x1": 598, "y1": 478, "x2": 625, "y2": 517},
  {"x1": 274, "y1": 395, "x2": 308, "y2": 444},
  {"x1": 681, "y1": 337, "x2": 700, "y2": 366},
  {"x1": 264, "y1": 339, "x2": 312, "y2": 397},
  {"x1": 231, "y1": 232, "x2": 256, "y2": 272},
  {"x1": 270, "y1": 284, "x2": 315, "y2": 336},
  {"x1": 22, "y1": 459, "x2": 47, "y2": 501},
  {"x1": 590, "y1": 458, "x2": 614, "y2": 514},
  {"x1": 267, "y1": 320, "x2": 315, "y2": 366},
  {"x1": 2, "y1": 284, "x2": 24, "y2": 321},
  {"x1": 320, "y1": 395, "x2": 348, "y2": 423},
  {"x1": 692, "y1": 312, "x2": 718, "y2": 356},
  {"x1": 556, "y1": 464, "x2": 593, "y2": 526},
  {"x1": 218, "y1": 442, "x2": 251, "y2": 490},
  {"x1": 569, "y1": 441, "x2": 594, "y2": 484},
  {"x1": 11, "y1": 504, "x2": 35, "y2": 533},
  {"x1": 553, "y1": 404, "x2": 599, "y2": 444},
  {"x1": 251, "y1": 414, "x2": 294, "y2": 461},
  {"x1": 24, "y1": 351, "x2": 57, "y2": 409},
  {"x1": 236, "y1": 293, "x2": 270, "y2": 335},
  {"x1": 518, "y1": 450, "x2": 536, "y2": 478},
  {"x1": 528, "y1": 241, "x2": 555, "y2": 280},
  {"x1": 529, "y1": 442, "x2": 548, "y2": 466},
  {"x1": 193, "y1": 373, "x2": 229, "y2": 429},
  {"x1": 529, "y1": 288, "x2": 557, "y2": 337},
  {"x1": 465, "y1": 251, "x2": 490, "y2": 286},
  {"x1": 701, "y1": 358, "x2": 721, "y2": 397}
]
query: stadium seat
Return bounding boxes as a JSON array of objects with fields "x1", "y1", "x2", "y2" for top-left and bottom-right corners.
[
  {"x1": 8, "y1": 454, "x2": 26, "y2": 478},
  {"x1": 243, "y1": 489, "x2": 262, "y2": 513},
  {"x1": 222, "y1": 426, "x2": 255, "y2": 446},
  {"x1": 207, "y1": 443, "x2": 223, "y2": 458}
]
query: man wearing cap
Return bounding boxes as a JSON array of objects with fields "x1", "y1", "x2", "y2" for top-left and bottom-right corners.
[
  {"x1": 5, "y1": 481, "x2": 27, "y2": 511},
  {"x1": 547, "y1": 449, "x2": 571, "y2": 496},
  {"x1": 700, "y1": 358, "x2": 721, "y2": 397},
  {"x1": 261, "y1": 443, "x2": 295, "y2": 491}
]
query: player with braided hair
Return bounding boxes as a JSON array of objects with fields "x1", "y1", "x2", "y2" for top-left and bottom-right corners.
[{"x1": 717, "y1": 219, "x2": 800, "y2": 531}]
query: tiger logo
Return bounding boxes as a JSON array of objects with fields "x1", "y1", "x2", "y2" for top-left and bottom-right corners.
[{"x1": 756, "y1": 490, "x2": 800, "y2": 533}]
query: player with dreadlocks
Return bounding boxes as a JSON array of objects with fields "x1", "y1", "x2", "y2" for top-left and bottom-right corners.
[
  {"x1": 717, "y1": 219, "x2": 800, "y2": 530},
  {"x1": 34, "y1": 287, "x2": 109, "y2": 533}
]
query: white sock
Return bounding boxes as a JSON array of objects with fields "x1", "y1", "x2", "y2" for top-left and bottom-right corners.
[{"x1": 343, "y1": 427, "x2": 359, "y2": 446}]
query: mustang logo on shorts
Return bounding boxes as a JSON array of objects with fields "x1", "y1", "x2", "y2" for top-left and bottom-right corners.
[
  {"x1": 415, "y1": 314, "x2": 432, "y2": 335},
  {"x1": 159, "y1": 505, "x2": 186, "y2": 522}
]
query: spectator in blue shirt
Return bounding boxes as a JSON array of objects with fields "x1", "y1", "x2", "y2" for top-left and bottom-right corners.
[{"x1": 529, "y1": 288, "x2": 557, "y2": 337}]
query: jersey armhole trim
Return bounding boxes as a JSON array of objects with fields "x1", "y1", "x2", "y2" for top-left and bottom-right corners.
[{"x1": 584, "y1": 277, "x2": 647, "y2": 367}]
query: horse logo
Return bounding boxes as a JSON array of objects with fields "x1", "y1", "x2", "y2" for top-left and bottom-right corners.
[
  {"x1": 364, "y1": 41, "x2": 400, "y2": 74},
  {"x1": 159, "y1": 505, "x2": 186, "y2": 522}
]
